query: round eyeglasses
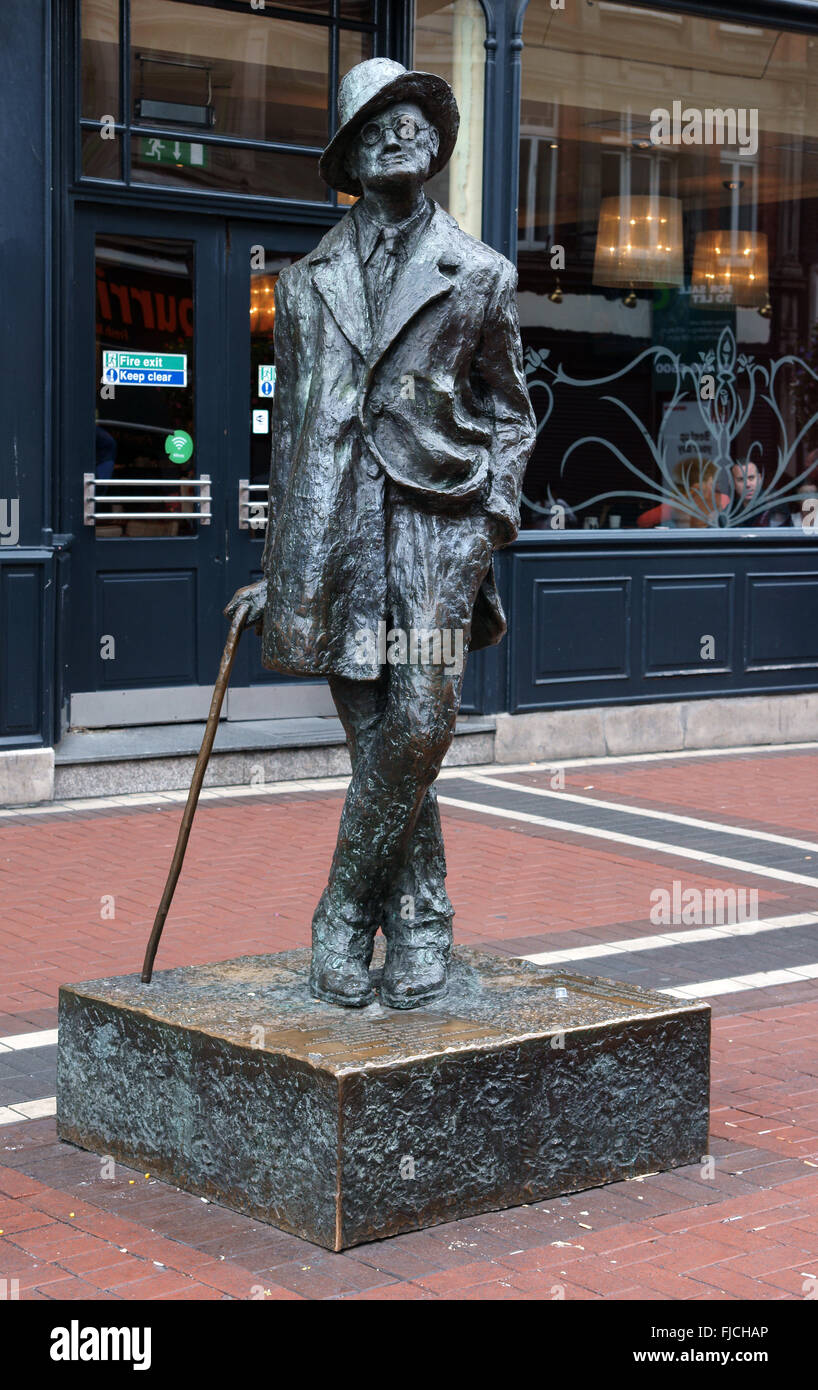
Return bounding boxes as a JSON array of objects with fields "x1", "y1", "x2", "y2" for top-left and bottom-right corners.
[{"x1": 359, "y1": 116, "x2": 430, "y2": 147}]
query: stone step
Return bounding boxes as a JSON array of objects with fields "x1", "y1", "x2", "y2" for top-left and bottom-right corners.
[{"x1": 52, "y1": 715, "x2": 497, "y2": 799}]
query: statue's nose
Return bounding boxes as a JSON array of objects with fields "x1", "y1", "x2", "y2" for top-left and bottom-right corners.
[{"x1": 381, "y1": 127, "x2": 401, "y2": 151}]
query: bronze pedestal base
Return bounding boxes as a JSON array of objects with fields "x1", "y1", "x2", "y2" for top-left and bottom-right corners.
[{"x1": 57, "y1": 947, "x2": 710, "y2": 1251}]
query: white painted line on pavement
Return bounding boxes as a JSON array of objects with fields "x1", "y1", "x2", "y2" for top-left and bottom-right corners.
[
  {"x1": 663, "y1": 962, "x2": 818, "y2": 999},
  {"x1": 437, "y1": 794, "x2": 818, "y2": 887},
  {"x1": 522, "y1": 913, "x2": 818, "y2": 965},
  {"x1": 0, "y1": 1096, "x2": 56, "y2": 1125},
  {"x1": 462, "y1": 742, "x2": 818, "y2": 775},
  {"x1": 466, "y1": 774, "x2": 818, "y2": 854},
  {"x1": 0, "y1": 1028, "x2": 59, "y2": 1053}
]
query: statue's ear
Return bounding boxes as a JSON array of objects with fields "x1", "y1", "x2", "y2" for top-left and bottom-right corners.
[{"x1": 427, "y1": 124, "x2": 440, "y2": 158}]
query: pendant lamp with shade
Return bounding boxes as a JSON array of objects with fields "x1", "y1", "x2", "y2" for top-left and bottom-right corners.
[
  {"x1": 691, "y1": 229, "x2": 769, "y2": 308},
  {"x1": 592, "y1": 195, "x2": 685, "y2": 296}
]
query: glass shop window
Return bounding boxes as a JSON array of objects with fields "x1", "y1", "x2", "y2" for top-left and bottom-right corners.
[
  {"x1": 95, "y1": 236, "x2": 197, "y2": 538},
  {"x1": 248, "y1": 249, "x2": 308, "y2": 533},
  {"x1": 80, "y1": 0, "x2": 376, "y2": 202},
  {"x1": 413, "y1": 0, "x2": 485, "y2": 239},
  {"x1": 518, "y1": 0, "x2": 818, "y2": 533}
]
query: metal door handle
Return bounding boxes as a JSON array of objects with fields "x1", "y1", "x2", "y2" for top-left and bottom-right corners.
[
  {"x1": 84, "y1": 473, "x2": 211, "y2": 524},
  {"x1": 238, "y1": 479, "x2": 268, "y2": 531}
]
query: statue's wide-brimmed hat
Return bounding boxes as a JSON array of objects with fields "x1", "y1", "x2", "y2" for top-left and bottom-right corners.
[{"x1": 319, "y1": 58, "x2": 459, "y2": 197}]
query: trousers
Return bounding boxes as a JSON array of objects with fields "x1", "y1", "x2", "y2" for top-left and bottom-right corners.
[{"x1": 315, "y1": 483, "x2": 496, "y2": 951}]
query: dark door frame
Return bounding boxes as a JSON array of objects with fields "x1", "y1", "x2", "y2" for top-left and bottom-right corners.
[
  {"x1": 65, "y1": 204, "x2": 361, "y2": 726},
  {"x1": 66, "y1": 202, "x2": 229, "y2": 720}
]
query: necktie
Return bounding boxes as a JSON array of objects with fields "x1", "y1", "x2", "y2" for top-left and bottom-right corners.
[
  {"x1": 363, "y1": 228, "x2": 400, "y2": 333},
  {"x1": 378, "y1": 229, "x2": 401, "y2": 302}
]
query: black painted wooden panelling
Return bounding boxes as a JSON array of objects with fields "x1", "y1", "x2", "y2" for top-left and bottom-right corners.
[
  {"x1": 744, "y1": 573, "x2": 818, "y2": 672},
  {"x1": 508, "y1": 536, "x2": 818, "y2": 711},
  {"x1": 96, "y1": 570, "x2": 198, "y2": 687},
  {"x1": 643, "y1": 575, "x2": 733, "y2": 677},
  {"x1": 0, "y1": 563, "x2": 43, "y2": 738},
  {"x1": 532, "y1": 578, "x2": 630, "y2": 683}
]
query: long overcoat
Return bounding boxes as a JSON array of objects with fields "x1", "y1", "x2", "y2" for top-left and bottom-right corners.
[{"x1": 260, "y1": 201, "x2": 536, "y2": 681}]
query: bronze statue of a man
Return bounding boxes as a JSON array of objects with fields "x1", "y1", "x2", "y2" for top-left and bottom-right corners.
[{"x1": 227, "y1": 59, "x2": 535, "y2": 1010}]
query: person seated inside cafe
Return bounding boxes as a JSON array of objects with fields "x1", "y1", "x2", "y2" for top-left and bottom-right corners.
[
  {"x1": 730, "y1": 458, "x2": 791, "y2": 527},
  {"x1": 638, "y1": 456, "x2": 723, "y2": 528}
]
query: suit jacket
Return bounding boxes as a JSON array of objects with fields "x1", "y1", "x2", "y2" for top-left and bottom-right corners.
[{"x1": 260, "y1": 201, "x2": 536, "y2": 680}]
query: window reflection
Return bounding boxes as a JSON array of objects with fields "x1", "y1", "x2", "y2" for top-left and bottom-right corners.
[
  {"x1": 339, "y1": 28, "x2": 374, "y2": 96},
  {"x1": 82, "y1": 128, "x2": 120, "y2": 180},
  {"x1": 81, "y1": 0, "x2": 119, "y2": 120},
  {"x1": 518, "y1": 2, "x2": 818, "y2": 532},
  {"x1": 81, "y1": 1, "x2": 380, "y2": 202},
  {"x1": 95, "y1": 236, "x2": 197, "y2": 538},
  {"x1": 414, "y1": 0, "x2": 485, "y2": 238},
  {"x1": 130, "y1": 1, "x2": 330, "y2": 146},
  {"x1": 134, "y1": 143, "x2": 325, "y2": 200}
]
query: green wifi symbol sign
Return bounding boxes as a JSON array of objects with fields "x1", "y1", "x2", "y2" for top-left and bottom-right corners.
[{"x1": 165, "y1": 430, "x2": 194, "y2": 464}]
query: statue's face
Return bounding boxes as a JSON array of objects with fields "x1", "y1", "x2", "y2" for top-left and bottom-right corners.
[{"x1": 346, "y1": 101, "x2": 439, "y2": 192}]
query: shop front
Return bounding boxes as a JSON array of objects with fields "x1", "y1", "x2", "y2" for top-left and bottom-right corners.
[
  {"x1": 3, "y1": 0, "x2": 818, "y2": 796},
  {"x1": 510, "y1": 0, "x2": 818, "y2": 715}
]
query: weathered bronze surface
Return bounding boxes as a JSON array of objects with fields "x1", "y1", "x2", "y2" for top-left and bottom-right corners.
[
  {"x1": 58, "y1": 948, "x2": 711, "y2": 1251},
  {"x1": 224, "y1": 58, "x2": 537, "y2": 1009}
]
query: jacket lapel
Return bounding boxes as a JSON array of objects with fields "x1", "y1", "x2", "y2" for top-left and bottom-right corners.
[
  {"x1": 309, "y1": 217, "x2": 370, "y2": 358},
  {"x1": 369, "y1": 206, "x2": 460, "y2": 368},
  {"x1": 310, "y1": 204, "x2": 461, "y2": 366}
]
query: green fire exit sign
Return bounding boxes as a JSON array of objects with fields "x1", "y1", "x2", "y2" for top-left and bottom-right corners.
[{"x1": 138, "y1": 138, "x2": 209, "y2": 169}]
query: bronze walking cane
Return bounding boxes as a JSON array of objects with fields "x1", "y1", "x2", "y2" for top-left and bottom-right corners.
[{"x1": 141, "y1": 602, "x2": 250, "y2": 983}]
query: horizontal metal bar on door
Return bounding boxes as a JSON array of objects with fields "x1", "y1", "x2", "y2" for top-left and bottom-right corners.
[
  {"x1": 238, "y1": 479, "x2": 269, "y2": 530},
  {"x1": 85, "y1": 510, "x2": 213, "y2": 519},
  {"x1": 87, "y1": 512, "x2": 212, "y2": 521},
  {"x1": 83, "y1": 472, "x2": 211, "y2": 524},
  {"x1": 92, "y1": 478, "x2": 211, "y2": 485},
  {"x1": 93, "y1": 494, "x2": 209, "y2": 502}
]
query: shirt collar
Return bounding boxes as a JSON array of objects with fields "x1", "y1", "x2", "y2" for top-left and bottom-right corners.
[{"x1": 354, "y1": 195, "x2": 432, "y2": 263}]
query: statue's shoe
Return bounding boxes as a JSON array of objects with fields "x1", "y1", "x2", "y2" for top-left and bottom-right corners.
[
  {"x1": 309, "y1": 886, "x2": 376, "y2": 1007},
  {"x1": 381, "y1": 943, "x2": 449, "y2": 1010},
  {"x1": 309, "y1": 949, "x2": 375, "y2": 1008}
]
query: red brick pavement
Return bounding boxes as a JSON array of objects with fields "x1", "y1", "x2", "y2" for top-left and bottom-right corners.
[
  {"x1": 1, "y1": 749, "x2": 818, "y2": 1299},
  {"x1": 505, "y1": 749, "x2": 818, "y2": 840}
]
